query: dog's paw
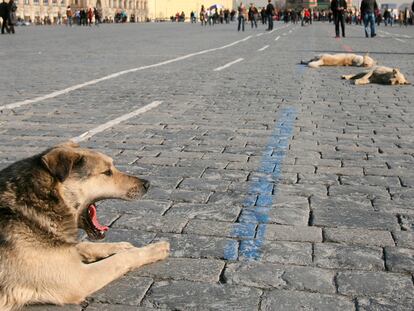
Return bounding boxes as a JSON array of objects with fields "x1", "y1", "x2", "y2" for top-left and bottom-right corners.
[{"x1": 143, "y1": 241, "x2": 170, "y2": 262}]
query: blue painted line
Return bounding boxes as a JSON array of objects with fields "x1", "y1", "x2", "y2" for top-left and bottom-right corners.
[{"x1": 223, "y1": 107, "x2": 296, "y2": 261}]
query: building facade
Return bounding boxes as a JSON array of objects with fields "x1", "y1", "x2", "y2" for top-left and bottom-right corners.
[{"x1": 14, "y1": 0, "x2": 148, "y2": 23}]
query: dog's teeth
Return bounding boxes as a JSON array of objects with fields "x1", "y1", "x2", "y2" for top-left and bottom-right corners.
[{"x1": 100, "y1": 231, "x2": 105, "y2": 235}]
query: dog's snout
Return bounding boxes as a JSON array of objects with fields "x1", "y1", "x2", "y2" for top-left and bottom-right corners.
[{"x1": 143, "y1": 180, "x2": 150, "y2": 191}]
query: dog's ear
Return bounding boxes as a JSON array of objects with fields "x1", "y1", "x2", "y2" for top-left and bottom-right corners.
[{"x1": 41, "y1": 148, "x2": 83, "y2": 182}]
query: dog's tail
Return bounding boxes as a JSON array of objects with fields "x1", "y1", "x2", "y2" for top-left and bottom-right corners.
[{"x1": 300, "y1": 60, "x2": 310, "y2": 65}]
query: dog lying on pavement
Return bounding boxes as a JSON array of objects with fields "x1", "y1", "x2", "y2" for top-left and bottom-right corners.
[
  {"x1": 0, "y1": 141, "x2": 170, "y2": 310},
  {"x1": 342, "y1": 66, "x2": 410, "y2": 85},
  {"x1": 301, "y1": 53, "x2": 376, "y2": 68}
]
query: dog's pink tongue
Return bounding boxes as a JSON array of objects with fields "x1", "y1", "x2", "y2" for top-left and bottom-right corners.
[{"x1": 88, "y1": 205, "x2": 109, "y2": 231}]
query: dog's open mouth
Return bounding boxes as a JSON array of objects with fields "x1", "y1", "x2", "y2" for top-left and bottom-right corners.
[{"x1": 85, "y1": 203, "x2": 109, "y2": 240}]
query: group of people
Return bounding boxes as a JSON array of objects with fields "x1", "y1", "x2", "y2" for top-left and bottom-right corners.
[
  {"x1": 331, "y1": 0, "x2": 414, "y2": 38},
  {"x1": 0, "y1": 0, "x2": 17, "y2": 34},
  {"x1": 236, "y1": 0, "x2": 275, "y2": 32},
  {"x1": 66, "y1": 6, "x2": 102, "y2": 26}
]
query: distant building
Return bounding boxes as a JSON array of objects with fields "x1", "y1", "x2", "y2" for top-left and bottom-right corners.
[{"x1": 14, "y1": 0, "x2": 148, "y2": 23}]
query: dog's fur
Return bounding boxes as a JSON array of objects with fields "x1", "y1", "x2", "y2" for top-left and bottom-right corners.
[
  {"x1": 301, "y1": 53, "x2": 376, "y2": 68},
  {"x1": 342, "y1": 66, "x2": 410, "y2": 85},
  {"x1": 0, "y1": 142, "x2": 169, "y2": 310}
]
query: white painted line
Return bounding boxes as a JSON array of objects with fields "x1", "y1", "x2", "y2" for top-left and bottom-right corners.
[
  {"x1": 71, "y1": 101, "x2": 163, "y2": 143},
  {"x1": 394, "y1": 38, "x2": 406, "y2": 43},
  {"x1": 0, "y1": 36, "x2": 253, "y2": 111},
  {"x1": 269, "y1": 29, "x2": 276, "y2": 34},
  {"x1": 256, "y1": 33, "x2": 264, "y2": 37},
  {"x1": 258, "y1": 45, "x2": 269, "y2": 52},
  {"x1": 282, "y1": 33, "x2": 287, "y2": 36},
  {"x1": 275, "y1": 36, "x2": 280, "y2": 41},
  {"x1": 401, "y1": 34, "x2": 411, "y2": 38},
  {"x1": 213, "y1": 58, "x2": 244, "y2": 72}
]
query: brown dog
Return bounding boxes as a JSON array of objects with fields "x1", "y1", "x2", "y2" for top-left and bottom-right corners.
[
  {"x1": 0, "y1": 142, "x2": 170, "y2": 310},
  {"x1": 301, "y1": 53, "x2": 376, "y2": 68},
  {"x1": 342, "y1": 66, "x2": 410, "y2": 85}
]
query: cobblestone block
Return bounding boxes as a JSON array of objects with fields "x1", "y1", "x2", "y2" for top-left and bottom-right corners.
[
  {"x1": 337, "y1": 271, "x2": 414, "y2": 298},
  {"x1": 261, "y1": 289, "x2": 354, "y2": 311},
  {"x1": 323, "y1": 228, "x2": 394, "y2": 247},
  {"x1": 102, "y1": 229, "x2": 156, "y2": 247},
  {"x1": 329, "y1": 185, "x2": 390, "y2": 200},
  {"x1": 134, "y1": 258, "x2": 225, "y2": 283},
  {"x1": 154, "y1": 233, "x2": 238, "y2": 260},
  {"x1": 91, "y1": 276, "x2": 153, "y2": 305},
  {"x1": 86, "y1": 304, "x2": 158, "y2": 311},
  {"x1": 178, "y1": 178, "x2": 231, "y2": 191},
  {"x1": 357, "y1": 297, "x2": 414, "y2": 311},
  {"x1": 384, "y1": 247, "x2": 414, "y2": 273},
  {"x1": 240, "y1": 240, "x2": 312, "y2": 265},
  {"x1": 340, "y1": 176, "x2": 401, "y2": 188},
  {"x1": 184, "y1": 219, "x2": 255, "y2": 239},
  {"x1": 165, "y1": 203, "x2": 240, "y2": 222},
  {"x1": 225, "y1": 262, "x2": 335, "y2": 293},
  {"x1": 239, "y1": 207, "x2": 309, "y2": 225},
  {"x1": 312, "y1": 207, "x2": 399, "y2": 230},
  {"x1": 169, "y1": 189, "x2": 211, "y2": 203},
  {"x1": 311, "y1": 195, "x2": 373, "y2": 211},
  {"x1": 113, "y1": 214, "x2": 187, "y2": 234},
  {"x1": 143, "y1": 281, "x2": 262, "y2": 310},
  {"x1": 259, "y1": 224, "x2": 322, "y2": 242},
  {"x1": 314, "y1": 243, "x2": 384, "y2": 271},
  {"x1": 394, "y1": 231, "x2": 414, "y2": 249}
]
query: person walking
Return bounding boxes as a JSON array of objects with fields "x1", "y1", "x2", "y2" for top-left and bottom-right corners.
[
  {"x1": 7, "y1": 0, "x2": 16, "y2": 34},
  {"x1": 266, "y1": 0, "x2": 274, "y2": 30},
  {"x1": 237, "y1": 2, "x2": 246, "y2": 32},
  {"x1": 66, "y1": 6, "x2": 73, "y2": 26},
  {"x1": 331, "y1": 0, "x2": 347, "y2": 37},
  {"x1": 360, "y1": 0, "x2": 378, "y2": 37},
  {"x1": 248, "y1": 4, "x2": 257, "y2": 28},
  {"x1": 0, "y1": 0, "x2": 9, "y2": 34}
]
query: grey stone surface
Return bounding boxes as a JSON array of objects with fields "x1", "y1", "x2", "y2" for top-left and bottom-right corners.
[
  {"x1": 3, "y1": 22, "x2": 414, "y2": 310},
  {"x1": 394, "y1": 231, "x2": 414, "y2": 249},
  {"x1": 323, "y1": 228, "x2": 395, "y2": 247},
  {"x1": 337, "y1": 271, "x2": 414, "y2": 298},
  {"x1": 312, "y1": 207, "x2": 399, "y2": 230},
  {"x1": 261, "y1": 290, "x2": 354, "y2": 311},
  {"x1": 384, "y1": 247, "x2": 414, "y2": 273},
  {"x1": 357, "y1": 297, "x2": 414, "y2": 311},
  {"x1": 143, "y1": 281, "x2": 262, "y2": 310},
  {"x1": 260, "y1": 224, "x2": 322, "y2": 242},
  {"x1": 90, "y1": 276, "x2": 153, "y2": 305},
  {"x1": 314, "y1": 243, "x2": 384, "y2": 271},
  {"x1": 225, "y1": 262, "x2": 335, "y2": 293},
  {"x1": 134, "y1": 258, "x2": 225, "y2": 283}
]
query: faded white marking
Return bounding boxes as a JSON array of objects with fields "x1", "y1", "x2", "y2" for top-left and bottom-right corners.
[
  {"x1": 71, "y1": 101, "x2": 163, "y2": 143},
  {"x1": 258, "y1": 45, "x2": 270, "y2": 51},
  {"x1": 275, "y1": 36, "x2": 280, "y2": 41},
  {"x1": 214, "y1": 58, "x2": 244, "y2": 71},
  {"x1": 0, "y1": 36, "x2": 253, "y2": 111}
]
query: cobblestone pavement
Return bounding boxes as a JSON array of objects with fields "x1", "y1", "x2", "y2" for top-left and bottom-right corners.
[{"x1": 0, "y1": 21, "x2": 413, "y2": 310}]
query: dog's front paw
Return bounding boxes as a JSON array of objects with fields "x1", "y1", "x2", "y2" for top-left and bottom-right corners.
[{"x1": 143, "y1": 241, "x2": 170, "y2": 263}]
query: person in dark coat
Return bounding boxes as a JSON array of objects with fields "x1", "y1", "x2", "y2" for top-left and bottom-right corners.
[
  {"x1": 7, "y1": 0, "x2": 17, "y2": 34},
  {"x1": 266, "y1": 0, "x2": 274, "y2": 30},
  {"x1": 0, "y1": 0, "x2": 9, "y2": 34},
  {"x1": 331, "y1": 0, "x2": 347, "y2": 37}
]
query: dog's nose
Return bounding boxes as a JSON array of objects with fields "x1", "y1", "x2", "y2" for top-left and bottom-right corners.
[{"x1": 143, "y1": 180, "x2": 150, "y2": 191}]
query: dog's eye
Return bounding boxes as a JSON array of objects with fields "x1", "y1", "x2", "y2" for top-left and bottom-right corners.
[{"x1": 103, "y1": 169, "x2": 112, "y2": 176}]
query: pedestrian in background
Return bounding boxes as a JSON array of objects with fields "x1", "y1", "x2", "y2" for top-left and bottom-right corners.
[
  {"x1": 237, "y1": 2, "x2": 245, "y2": 32},
  {"x1": 7, "y1": 0, "x2": 16, "y2": 34},
  {"x1": 360, "y1": 0, "x2": 378, "y2": 37},
  {"x1": 331, "y1": 0, "x2": 347, "y2": 37},
  {"x1": 266, "y1": 0, "x2": 274, "y2": 30},
  {"x1": 0, "y1": 0, "x2": 9, "y2": 34},
  {"x1": 66, "y1": 6, "x2": 73, "y2": 26},
  {"x1": 248, "y1": 4, "x2": 257, "y2": 28}
]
